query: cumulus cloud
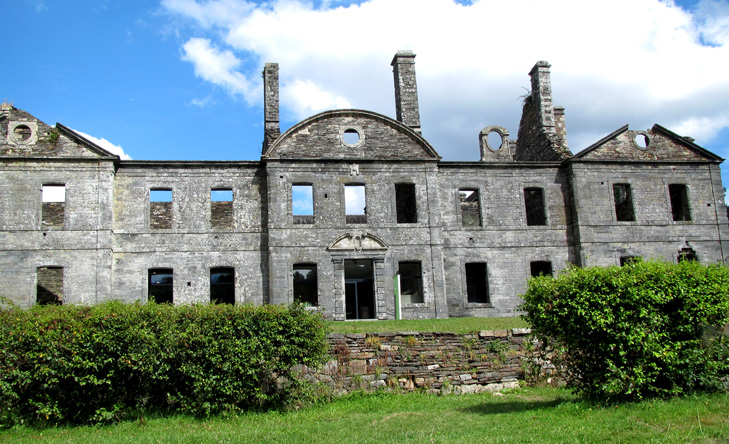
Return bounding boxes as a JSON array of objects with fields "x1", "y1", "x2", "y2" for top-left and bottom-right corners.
[
  {"x1": 71, "y1": 128, "x2": 133, "y2": 160},
  {"x1": 162, "y1": 0, "x2": 729, "y2": 161}
]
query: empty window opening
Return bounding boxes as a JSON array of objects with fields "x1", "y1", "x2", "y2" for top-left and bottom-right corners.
[
  {"x1": 620, "y1": 256, "x2": 641, "y2": 266},
  {"x1": 678, "y1": 247, "x2": 698, "y2": 263},
  {"x1": 292, "y1": 184, "x2": 314, "y2": 224},
  {"x1": 530, "y1": 261, "x2": 553, "y2": 277},
  {"x1": 210, "y1": 267, "x2": 235, "y2": 304},
  {"x1": 342, "y1": 128, "x2": 360, "y2": 146},
  {"x1": 150, "y1": 189, "x2": 173, "y2": 229},
  {"x1": 395, "y1": 183, "x2": 417, "y2": 223},
  {"x1": 634, "y1": 133, "x2": 650, "y2": 149},
  {"x1": 465, "y1": 263, "x2": 489, "y2": 304},
  {"x1": 613, "y1": 184, "x2": 635, "y2": 222},
  {"x1": 345, "y1": 184, "x2": 366, "y2": 224},
  {"x1": 149, "y1": 269, "x2": 173, "y2": 304},
  {"x1": 37, "y1": 266, "x2": 63, "y2": 305},
  {"x1": 14, "y1": 124, "x2": 33, "y2": 142},
  {"x1": 487, "y1": 130, "x2": 503, "y2": 151},
  {"x1": 345, "y1": 259, "x2": 375, "y2": 320},
  {"x1": 41, "y1": 185, "x2": 65, "y2": 227},
  {"x1": 211, "y1": 189, "x2": 234, "y2": 229},
  {"x1": 293, "y1": 264, "x2": 318, "y2": 306},
  {"x1": 398, "y1": 261, "x2": 423, "y2": 304},
  {"x1": 524, "y1": 188, "x2": 546, "y2": 226},
  {"x1": 459, "y1": 189, "x2": 481, "y2": 227},
  {"x1": 669, "y1": 184, "x2": 691, "y2": 221}
]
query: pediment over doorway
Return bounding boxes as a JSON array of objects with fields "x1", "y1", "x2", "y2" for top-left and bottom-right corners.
[{"x1": 327, "y1": 232, "x2": 388, "y2": 252}]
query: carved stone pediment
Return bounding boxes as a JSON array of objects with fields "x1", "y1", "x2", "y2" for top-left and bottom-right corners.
[{"x1": 327, "y1": 232, "x2": 388, "y2": 252}]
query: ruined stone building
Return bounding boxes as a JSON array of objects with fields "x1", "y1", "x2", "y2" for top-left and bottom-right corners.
[{"x1": 2, "y1": 51, "x2": 728, "y2": 319}]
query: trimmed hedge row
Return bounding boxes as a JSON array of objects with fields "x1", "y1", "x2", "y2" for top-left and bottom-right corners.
[
  {"x1": 521, "y1": 260, "x2": 729, "y2": 402},
  {"x1": 0, "y1": 302, "x2": 329, "y2": 426}
]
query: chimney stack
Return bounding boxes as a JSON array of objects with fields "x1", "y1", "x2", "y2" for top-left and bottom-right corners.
[
  {"x1": 262, "y1": 63, "x2": 280, "y2": 154},
  {"x1": 391, "y1": 51, "x2": 421, "y2": 132},
  {"x1": 529, "y1": 61, "x2": 556, "y2": 136}
]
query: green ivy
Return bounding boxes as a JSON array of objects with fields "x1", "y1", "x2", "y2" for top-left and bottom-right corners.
[
  {"x1": 521, "y1": 260, "x2": 729, "y2": 402},
  {"x1": 0, "y1": 302, "x2": 328, "y2": 426}
]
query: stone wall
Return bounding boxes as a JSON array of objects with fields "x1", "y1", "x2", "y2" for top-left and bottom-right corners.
[{"x1": 302, "y1": 328, "x2": 539, "y2": 395}]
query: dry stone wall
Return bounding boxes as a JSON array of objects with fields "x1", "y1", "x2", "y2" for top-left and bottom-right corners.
[{"x1": 301, "y1": 328, "x2": 543, "y2": 395}]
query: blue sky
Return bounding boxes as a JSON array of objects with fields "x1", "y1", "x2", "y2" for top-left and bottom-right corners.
[{"x1": 3, "y1": 0, "x2": 729, "y2": 200}]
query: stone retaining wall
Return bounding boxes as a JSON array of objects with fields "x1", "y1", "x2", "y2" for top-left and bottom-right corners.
[{"x1": 302, "y1": 328, "x2": 540, "y2": 395}]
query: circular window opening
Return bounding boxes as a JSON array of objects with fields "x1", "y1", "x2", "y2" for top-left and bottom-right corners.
[
  {"x1": 342, "y1": 129, "x2": 360, "y2": 147},
  {"x1": 13, "y1": 124, "x2": 32, "y2": 142},
  {"x1": 634, "y1": 133, "x2": 650, "y2": 149},
  {"x1": 486, "y1": 130, "x2": 503, "y2": 151}
]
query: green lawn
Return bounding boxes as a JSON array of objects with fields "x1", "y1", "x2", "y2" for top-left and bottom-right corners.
[
  {"x1": 326, "y1": 316, "x2": 528, "y2": 334},
  {"x1": 4, "y1": 388, "x2": 728, "y2": 443}
]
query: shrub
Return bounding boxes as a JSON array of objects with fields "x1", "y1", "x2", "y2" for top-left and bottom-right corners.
[
  {"x1": 521, "y1": 260, "x2": 729, "y2": 402},
  {"x1": 0, "y1": 302, "x2": 328, "y2": 426}
]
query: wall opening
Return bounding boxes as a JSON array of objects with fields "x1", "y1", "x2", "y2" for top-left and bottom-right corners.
[
  {"x1": 613, "y1": 184, "x2": 635, "y2": 222},
  {"x1": 395, "y1": 183, "x2": 417, "y2": 223},
  {"x1": 459, "y1": 189, "x2": 481, "y2": 227},
  {"x1": 211, "y1": 189, "x2": 233, "y2": 229},
  {"x1": 36, "y1": 266, "x2": 63, "y2": 305},
  {"x1": 149, "y1": 268, "x2": 173, "y2": 304},
  {"x1": 529, "y1": 261, "x2": 553, "y2": 277},
  {"x1": 398, "y1": 261, "x2": 423, "y2": 304},
  {"x1": 293, "y1": 263, "x2": 318, "y2": 306},
  {"x1": 150, "y1": 189, "x2": 173, "y2": 229},
  {"x1": 210, "y1": 267, "x2": 235, "y2": 304},
  {"x1": 342, "y1": 128, "x2": 361, "y2": 146},
  {"x1": 487, "y1": 130, "x2": 503, "y2": 151},
  {"x1": 292, "y1": 184, "x2": 314, "y2": 224},
  {"x1": 465, "y1": 262, "x2": 489, "y2": 304},
  {"x1": 620, "y1": 256, "x2": 640, "y2": 266},
  {"x1": 345, "y1": 259, "x2": 375, "y2": 319},
  {"x1": 345, "y1": 184, "x2": 366, "y2": 224},
  {"x1": 41, "y1": 184, "x2": 65, "y2": 227},
  {"x1": 678, "y1": 247, "x2": 698, "y2": 262},
  {"x1": 668, "y1": 184, "x2": 691, "y2": 221},
  {"x1": 524, "y1": 188, "x2": 546, "y2": 226}
]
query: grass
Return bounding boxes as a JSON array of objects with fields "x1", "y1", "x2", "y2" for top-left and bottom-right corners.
[
  {"x1": 326, "y1": 316, "x2": 528, "y2": 334},
  {"x1": 3, "y1": 388, "x2": 728, "y2": 443}
]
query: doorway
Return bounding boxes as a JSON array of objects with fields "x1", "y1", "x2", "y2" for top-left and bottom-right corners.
[{"x1": 344, "y1": 259, "x2": 375, "y2": 320}]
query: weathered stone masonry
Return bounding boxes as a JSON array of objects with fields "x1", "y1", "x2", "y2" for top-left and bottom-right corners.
[{"x1": 1, "y1": 53, "x2": 728, "y2": 317}]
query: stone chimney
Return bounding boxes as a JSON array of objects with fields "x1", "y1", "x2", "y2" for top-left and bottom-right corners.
[
  {"x1": 515, "y1": 61, "x2": 571, "y2": 161},
  {"x1": 391, "y1": 51, "x2": 421, "y2": 132},
  {"x1": 262, "y1": 63, "x2": 280, "y2": 155},
  {"x1": 0, "y1": 102, "x2": 12, "y2": 119},
  {"x1": 554, "y1": 106, "x2": 568, "y2": 149}
]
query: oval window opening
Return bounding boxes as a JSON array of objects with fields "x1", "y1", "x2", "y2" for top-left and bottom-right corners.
[
  {"x1": 342, "y1": 129, "x2": 360, "y2": 146},
  {"x1": 13, "y1": 125, "x2": 32, "y2": 142},
  {"x1": 634, "y1": 133, "x2": 649, "y2": 149},
  {"x1": 487, "y1": 130, "x2": 503, "y2": 151}
]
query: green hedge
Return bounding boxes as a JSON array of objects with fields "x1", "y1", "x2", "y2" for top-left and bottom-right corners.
[
  {"x1": 521, "y1": 260, "x2": 729, "y2": 402},
  {"x1": 0, "y1": 302, "x2": 329, "y2": 426}
]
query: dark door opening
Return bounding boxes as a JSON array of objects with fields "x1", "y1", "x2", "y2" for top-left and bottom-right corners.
[{"x1": 344, "y1": 259, "x2": 375, "y2": 320}]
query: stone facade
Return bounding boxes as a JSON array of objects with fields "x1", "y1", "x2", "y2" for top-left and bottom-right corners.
[{"x1": 1, "y1": 53, "x2": 728, "y2": 319}]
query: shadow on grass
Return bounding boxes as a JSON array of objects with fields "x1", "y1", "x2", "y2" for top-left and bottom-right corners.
[{"x1": 460, "y1": 398, "x2": 573, "y2": 415}]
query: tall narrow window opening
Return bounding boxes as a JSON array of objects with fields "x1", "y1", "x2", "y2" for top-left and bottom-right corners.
[
  {"x1": 211, "y1": 189, "x2": 233, "y2": 229},
  {"x1": 398, "y1": 261, "x2": 423, "y2": 304},
  {"x1": 345, "y1": 184, "x2": 366, "y2": 224},
  {"x1": 524, "y1": 187, "x2": 546, "y2": 226},
  {"x1": 465, "y1": 262, "x2": 489, "y2": 304},
  {"x1": 613, "y1": 184, "x2": 635, "y2": 221},
  {"x1": 395, "y1": 183, "x2": 417, "y2": 223},
  {"x1": 292, "y1": 184, "x2": 314, "y2": 224},
  {"x1": 37, "y1": 266, "x2": 63, "y2": 305},
  {"x1": 530, "y1": 261, "x2": 553, "y2": 277},
  {"x1": 149, "y1": 269, "x2": 173, "y2": 304},
  {"x1": 668, "y1": 184, "x2": 691, "y2": 221},
  {"x1": 293, "y1": 264, "x2": 318, "y2": 306},
  {"x1": 210, "y1": 267, "x2": 235, "y2": 304},
  {"x1": 42, "y1": 184, "x2": 65, "y2": 227},
  {"x1": 150, "y1": 189, "x2": 173, "y2": 229},
  {"x1": 459, "y1": 189, "x2": 481, "y2": 227}
]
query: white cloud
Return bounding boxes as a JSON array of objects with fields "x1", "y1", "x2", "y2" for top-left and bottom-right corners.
[
  {"x1": 163, "y1": 0, "x2": 729, "y2": 160},
  {"x1": 71, "y1": 128, "x2": 133, "y2": 160}
]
